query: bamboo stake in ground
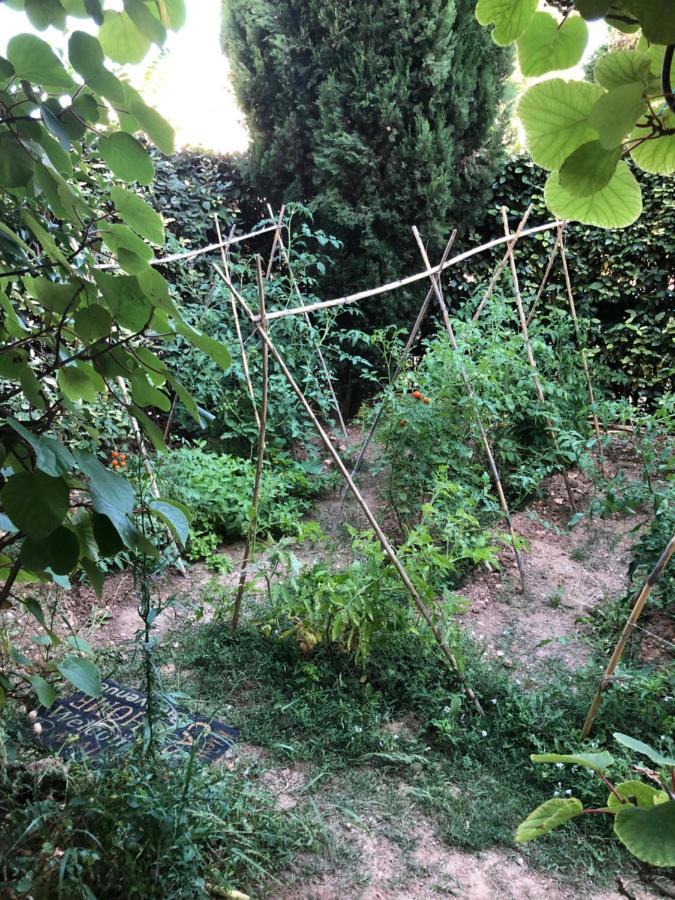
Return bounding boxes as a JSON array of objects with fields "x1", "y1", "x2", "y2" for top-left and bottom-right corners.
[
  {"x1": 265, "y1": 203, "x2": 350, "y2": 442},
  {"x1": 213, "y1": 262, "x2": 484, "y2": 714},
  {"x1": 473, "y1": 206, "x2": 533, "y2": 322},
  {"x1": 525, "y1": 232, "x2": 560, "y2": 328},
  {"x1": 232, "y1": 256, "x2": 269, "y2": 629},
  {"x1": 265, "y1": 204, "x2": 286, "y2": 279},
  {"x1": 115, "y1": 377, "x2": 187, "y2": 576},
  {"x1": 214, "y1": 214, "x2": 260, "y2": 431},
  {"x1": 500, "y1": 209, "x2": 577, "y2": 513},
  {"x1": 413, "y1": 227, "x2": 526, "y2": 592},
  {"x1": 581, "y1": 535, "x2": 675, "y2": 739},
  {"x1": 557, "y1": 224, "x2": 606, "y2": 477},
  {"x1": 332, "y1": 230, "x2": 458, "y2": 534}
]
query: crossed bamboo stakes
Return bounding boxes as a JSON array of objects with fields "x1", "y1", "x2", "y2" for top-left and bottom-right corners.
[{"x1": 209, "y1": 208, "x2": 624, "y2": 716}]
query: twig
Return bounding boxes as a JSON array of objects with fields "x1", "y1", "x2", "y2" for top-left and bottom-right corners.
[
  {"x1": 525, "y1": 231, "x2": 560, "y2": 327},
  {"x1": 473, "y1": 205, "x2": 533, "y2": 321}
]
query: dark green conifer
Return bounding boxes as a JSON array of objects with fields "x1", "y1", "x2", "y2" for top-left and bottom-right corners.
[{"x1": 222, "y1": 0, "x2": 511, "y2": 321}]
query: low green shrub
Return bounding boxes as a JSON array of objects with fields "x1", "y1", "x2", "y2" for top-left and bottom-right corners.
[{"x1": 155, "y1": 443, "x2": 320, "y2": 543}]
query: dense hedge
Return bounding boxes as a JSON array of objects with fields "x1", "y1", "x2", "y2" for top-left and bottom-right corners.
[{"x1": 457, "y1": 158, "x2": 674, "y2": 401}]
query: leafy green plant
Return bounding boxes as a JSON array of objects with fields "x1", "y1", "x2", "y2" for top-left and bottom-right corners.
[
  {"x1": 475, "y1": 1, "x2": 675, "y2": 227},
  {"x1": 517, "y1": 733, "x2": 675, "y2": 868},
  {"x1": 155, "y1": 442, "x2": 319, "y2": 541}
]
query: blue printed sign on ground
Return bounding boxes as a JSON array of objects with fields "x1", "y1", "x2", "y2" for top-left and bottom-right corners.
[{"x1": 33, "y1": 680, "x2": 239, "y2": 762}]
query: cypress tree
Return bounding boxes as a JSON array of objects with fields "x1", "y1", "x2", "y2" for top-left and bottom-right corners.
[{"x1": 222, "y1": 0, "x2": 511, "y2": 322}]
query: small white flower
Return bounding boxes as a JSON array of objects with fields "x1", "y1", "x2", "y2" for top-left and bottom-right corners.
[
  {"x1": 354, "y1": 725, "x2": 363, "y2": 734},
  {"x1": 553, "y1": 790, "x2": 560, "y2": 797},
  {"x1": 480, "y1": 730, "x2": 488, "y2": 737},
  {"x1": 663, "y1": 696, "x2": 672, "y2": 703},
  {"x1": 565, "y1": 789, "x2": 572, "y2": 796},
  {"x1": 490, "y1": 698, "x2": 497, "y2": 705},
  {"x1": 556, "y1": 763, "x2": 564, "y2": 769},
  {"x1": 443, "y1": 706, "x2": 451, "y2": 714},
  {"x1": 32, "y1": 723, "x2": 43, "y2": 735},
  {"x1": 28, "y1": 710, "x2": 38, "y2": 721},
  {"x1": 172, "y1": 642, "x2": 179, "y2": 649}
]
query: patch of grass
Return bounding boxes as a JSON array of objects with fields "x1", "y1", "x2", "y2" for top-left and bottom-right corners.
[{"x1": 167, "y1": 622, "x2": 674, "y2": 889}]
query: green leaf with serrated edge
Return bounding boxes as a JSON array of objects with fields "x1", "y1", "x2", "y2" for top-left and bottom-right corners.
[
  {"x1": 57, "y1": 654, "x2": 101, "y2": 699},
  {"x1": 28, "y1": 277, "x2": 82, "y2": 314},
  {"x1": 7, "y1": 419, "x2": 75, "y2": 477},
  {"x1": 7, "y1": 34, "x2": 74, "y2": 89},
  {"x1": 517, "y1": 12, "x2": 588, "y2": 78},
  {"x1": 75, "y1": 452, "x2": 135, "y2": 538},
  {"x1": 625, "y1": 0, "x2": 675, "y2": 45},
  {"x1": 73, "y1": 304, "x2": 112, "y2": 343},
  {"x1": 99, "y1": 133, "x2": 154, "y2": 185},
  {"x1": 68, "y1": 30, "x2": 105, "y2": 79},
  {"x1": 130, "y1": 102, "x2": 175, "y2": 155},
  {"x1": 475, "y1": 0, "x2": 537, "y2": 46},
  {"x1": 130, "y1": 369, "x2": 171, "y2": 411},
  {"x1": 0, "y1": 289, "x2": 26, "y2": 337},
  {"x1": 30, "y1": 675, "x2": 56, "y2": 708},
  {"x1": 595, "y1": 49, "x2": 651, "y2": 90},
  {"x1": 630, "y1": 115, "x2": 675, "y2": 175},
  {"x1": 519, "y1": 79, "x2": 604, "y2": 170},
  {"x1": 531, "y1": 751, "x2": 614, "y2": 771},
  {"x1": 613, "y1": 733, "x2": 675, "y2": 767},
  {"x1": 607, "y1": 781, "x2": 664, "y2": 811},
  {"x1": 516, "y1": 798, "x2": 583, "y2": 842},
  {"x1": 575, "y1": 0, "x2": 610, "y2": 20},
  {"x1": 67, "y1": 635, "x2": 93, "y2": 654},
  {"x1": 93, "y1": 270, "x2": 153, "y2": 332},
  {"x1": 136, "y1": 266, "x2": 174, "y2": 311},
  {"x1": 544, "y1": 160, "x2": 642, "y2": 228},
  {"x1": 123, "y1": 0, "x2": 167, "y2": 45},
  {"x1": 559, "y1": 141, "x2": 621, "y2": 197},
  {"x1": 110, "y1": 186, "x2": 164, "y2": 245},
  {"x1": 614, "y1": 801, "x2": 675, "y2": 867},
  {"x1": 590, "y1": 83, "x2": 645, "y2": 149},
  {"x1": 26, "y1": 0, "x2": 67, "y2": 31},
  {"x1": 99, "y1": 10, "x2": 150, "y2": 64},
  {"x1": 149, "y1": 499, "x2": 190, "y2": 546},
  {"x1": 58, "y1": 362, "x2": 106, "y2": 402},
  {"x1": 1, "y1": 471, "x2": 69, "y2": 539},
  {"x1": 87, "y1": 67, "x2": 126, "y2": 105}
]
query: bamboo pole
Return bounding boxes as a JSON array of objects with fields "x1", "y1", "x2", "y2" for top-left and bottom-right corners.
[
  {"x1": 232, "y1": 256, "x2": 269, "y2": 629},
  {"x1": 472, "y1": 206, "x2": 533, "y2": 321},
  {"x1": 214, "y1": 215, "x2": 260, "y2": 431},
  {"x1": 99, "y1": 222, "x2": 280, "y2": 270},
  {"x1": 331, "y1": 230, "x2": 458, "y2": 533},
  {"x1": 500, "y1": 209, "x2": 577, "y2": 513},
  {"x1": 265, "y1": 203, "x2": 349, "y2": 441},
  {"x1": 254, "y1": 220, "x2": 563, "y2": 324},
  {"x1": 265, "y1": 205, "x2": 286, "y2": 279},
  {"x1": 213, "y1": 261, "x2": 484, "y2": 714},
  {"x1": 413, "y1": 227, "x2": 526, "y2": 591},
  {"x1": 115, "y1": 377, "x2": 187, "y2": 576},
  {"x1": 581, "y1": 535, "x2": 675, "y2": 739},
  {"x1": 556, "y1": 224, "x2": 606, "y2": 477},
  {"x1": 525, "y1": 232, "x2": 560, "y2": 327}
]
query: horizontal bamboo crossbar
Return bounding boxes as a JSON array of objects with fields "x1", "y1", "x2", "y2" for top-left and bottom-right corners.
[{"x1": 251, "y1": 220, "x2": 563, "y2": 322}]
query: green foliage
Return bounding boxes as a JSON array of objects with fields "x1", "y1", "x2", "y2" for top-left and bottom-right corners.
[
  {"x1": 475, "y1": 0, "x2": 675, "y2": 227},
  {"x1": 0, "y1": 2, "x2": 232, "y2": 705},
  {"x1": 520, "y1": 734, "x2": 675, "y2": 867},
  {"x1": 223, "y1": 0, "x2": 511, "y2": 319},
  {"x1": 155, "y1": 443, "x2": 319, "y2": 542},
  {"x1": 374, "y1": 297, "x2": 593, "y2": 525},
  {"x1": 0, "y1": 740, "x2": 314, "y2": 898},
  {"x1": 467, "y1": 157, "x2": 675, "y2": 400}
]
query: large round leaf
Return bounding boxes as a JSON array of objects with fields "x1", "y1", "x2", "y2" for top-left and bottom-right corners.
[
  {"x1": 100, "y1": 223, "x2": 154, "y2": 274},
  {"x1": 517, "y1": 12, "x2": 588, "y2": 78},
  {"x1": 594, "y1": 49, "x2": 651, "y2": 90},
  {"x1": 130, "y1": 102, "x2": 175, "y2": 156},
  {"x1": 519, "y1": 79, "x2": 604, "y2": 170},
  {"x1": 590, "y1": 83, "x2": 645, "y2": 149},
  {"x1": 57, "y1": 654, "x2": 101, "y2": 698},
  {"x1": 630, "y1": 115, "x2": 675, "y2": 175},
  {"x1": 1, "y1": 471, "x2": 69, "y2": 539},
  {"x1": 475, "y1": 0, "x2": 537, "y2": 46},
  {"x1": 22, "y1": 525, "x2": 80, "y2": 575},
  {"x1": 7, "y1": 33, "x2": 74, "y2": 89},
  {"x1": 99, "y1": 133, "x2": 154, "y2": 185},
  {"x1": 68, "y1": 31, "x2": 105, "y2": 79},
  {"x1": 607, "y1": 780, "x2": 666, "y2": 811},
  {"x1": 614, "y1": 801, "x2": 675, "y2": 867},
  {"x1": 58, "y1": 361, "x2": 106, "y2": 402},
  {"x1": 99, "y1": 10, "x2": 150, "y2": 64},
  {"x1": 110, "y1": 186, "x2": 164, "y2": 245},
  {"x1": 558, "y1": 141, "x2": 621, "y2": 197},
  {"x1": 73, "y1": 304, "x2": 112, "y2": 343},
  {"x1": 544, "y1": 160, "x2": 642, "y2": 228}
]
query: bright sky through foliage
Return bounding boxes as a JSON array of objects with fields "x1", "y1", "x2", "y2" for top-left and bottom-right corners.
[{"x1": 0, "y1": 0, "x2": 248, "y2": 153}]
